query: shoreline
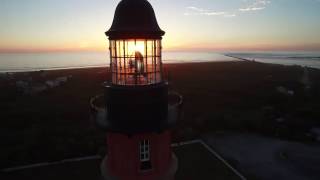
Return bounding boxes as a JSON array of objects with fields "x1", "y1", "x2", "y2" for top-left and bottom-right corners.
[
  {"x1": 226, "y1": 54, "x2": 320, "y2": 70},
  {"x1": 0, "y1": 64, "x2": 109, "y2": 73},
  {"x1": 0, "y1": 60, "x2": 241, "y2": 73},
  {"x1": 225, "y1": 54, "x2": 252, "y2": 62}
]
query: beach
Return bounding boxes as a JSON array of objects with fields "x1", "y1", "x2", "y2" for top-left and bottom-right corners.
[{"x1": 1, "y1": 60, "x2": 320, "y2": 169}]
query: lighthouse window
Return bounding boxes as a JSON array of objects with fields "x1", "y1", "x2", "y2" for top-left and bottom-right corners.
[
  {"x1": 109, "y1": 39, "x2": 162, "y2": 85},
  {"x1": 139, "y1": 140, "x2": 152, "y2": 170}
]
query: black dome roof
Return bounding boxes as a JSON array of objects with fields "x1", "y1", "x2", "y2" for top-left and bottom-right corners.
[{"x1": 106, "y1": 0, "x2": 165, "y2": 39}]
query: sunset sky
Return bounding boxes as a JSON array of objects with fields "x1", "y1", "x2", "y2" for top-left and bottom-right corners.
[{"x1": 1, "y1": 0, "x2": 320, "y2": 53}]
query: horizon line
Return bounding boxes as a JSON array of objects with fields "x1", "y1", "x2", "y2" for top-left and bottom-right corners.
[{"x1": 1, "y1": 46, "x2": 320, "y2": 53}]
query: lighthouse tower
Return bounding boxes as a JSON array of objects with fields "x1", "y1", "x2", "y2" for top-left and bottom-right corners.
[{"x1": 99, "y1": 0, "x2": 183, "y2": 180}]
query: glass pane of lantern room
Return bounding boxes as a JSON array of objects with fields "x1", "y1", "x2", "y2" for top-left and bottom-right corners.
[
  {"x1": 146, "y1": 40, "x2": 153, "y2": 58},
  {"x1": 156, "y1": 40, "x2": 162, "y2": 83}
]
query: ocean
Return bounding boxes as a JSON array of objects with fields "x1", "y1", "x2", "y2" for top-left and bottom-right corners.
[
  {"x1": 0, "y1": 51, "x2": 319, "y2": 72},
  {"x1": 0, "y1": 52, "x2": 237, "y2": 72}
]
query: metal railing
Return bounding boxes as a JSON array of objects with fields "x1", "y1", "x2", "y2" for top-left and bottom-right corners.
[{"x1": 90, "y1": 91, "x2": 183, "y2": 130}]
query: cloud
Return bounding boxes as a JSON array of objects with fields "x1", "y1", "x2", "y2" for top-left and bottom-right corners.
[
  {"x1": 224, "y1": 14, "x2": 237, "y2": 18},
  {"x1": 185, "y1": 6, "x2": 236, "y2": 17},
  {"x1": 184, "y1": 0, "x2": 272, "y2": 18},
  {"x1": 239, "y1": 0, "x2": 271, "y2": 12}
]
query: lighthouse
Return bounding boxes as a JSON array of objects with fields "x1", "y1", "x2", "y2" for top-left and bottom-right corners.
[{"x1": 94, "y1": 0, "x2": 183, "y2": 180}]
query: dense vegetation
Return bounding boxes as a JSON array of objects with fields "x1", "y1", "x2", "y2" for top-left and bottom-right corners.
[{"x1": 1, "y1": 61, "x2": 320, "y2": 169}]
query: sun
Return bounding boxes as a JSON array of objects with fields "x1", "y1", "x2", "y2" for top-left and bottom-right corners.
[{"x1": 134, "y1": 42, "x2": 145, "y2": 54}]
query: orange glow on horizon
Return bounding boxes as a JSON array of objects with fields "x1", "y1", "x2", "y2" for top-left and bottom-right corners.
[{"x1": 1, "y1": 40, "x2": 320, "y2": 53}]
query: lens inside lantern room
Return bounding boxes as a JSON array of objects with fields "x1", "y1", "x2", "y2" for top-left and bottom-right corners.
[{"x1": 109, "y1": 39, "x2": 162, "y2": 85}]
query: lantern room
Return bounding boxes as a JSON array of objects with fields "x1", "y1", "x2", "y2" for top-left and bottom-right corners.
[{"x1": 106, "y1": 0, "x2": 165, "y2": 86}]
